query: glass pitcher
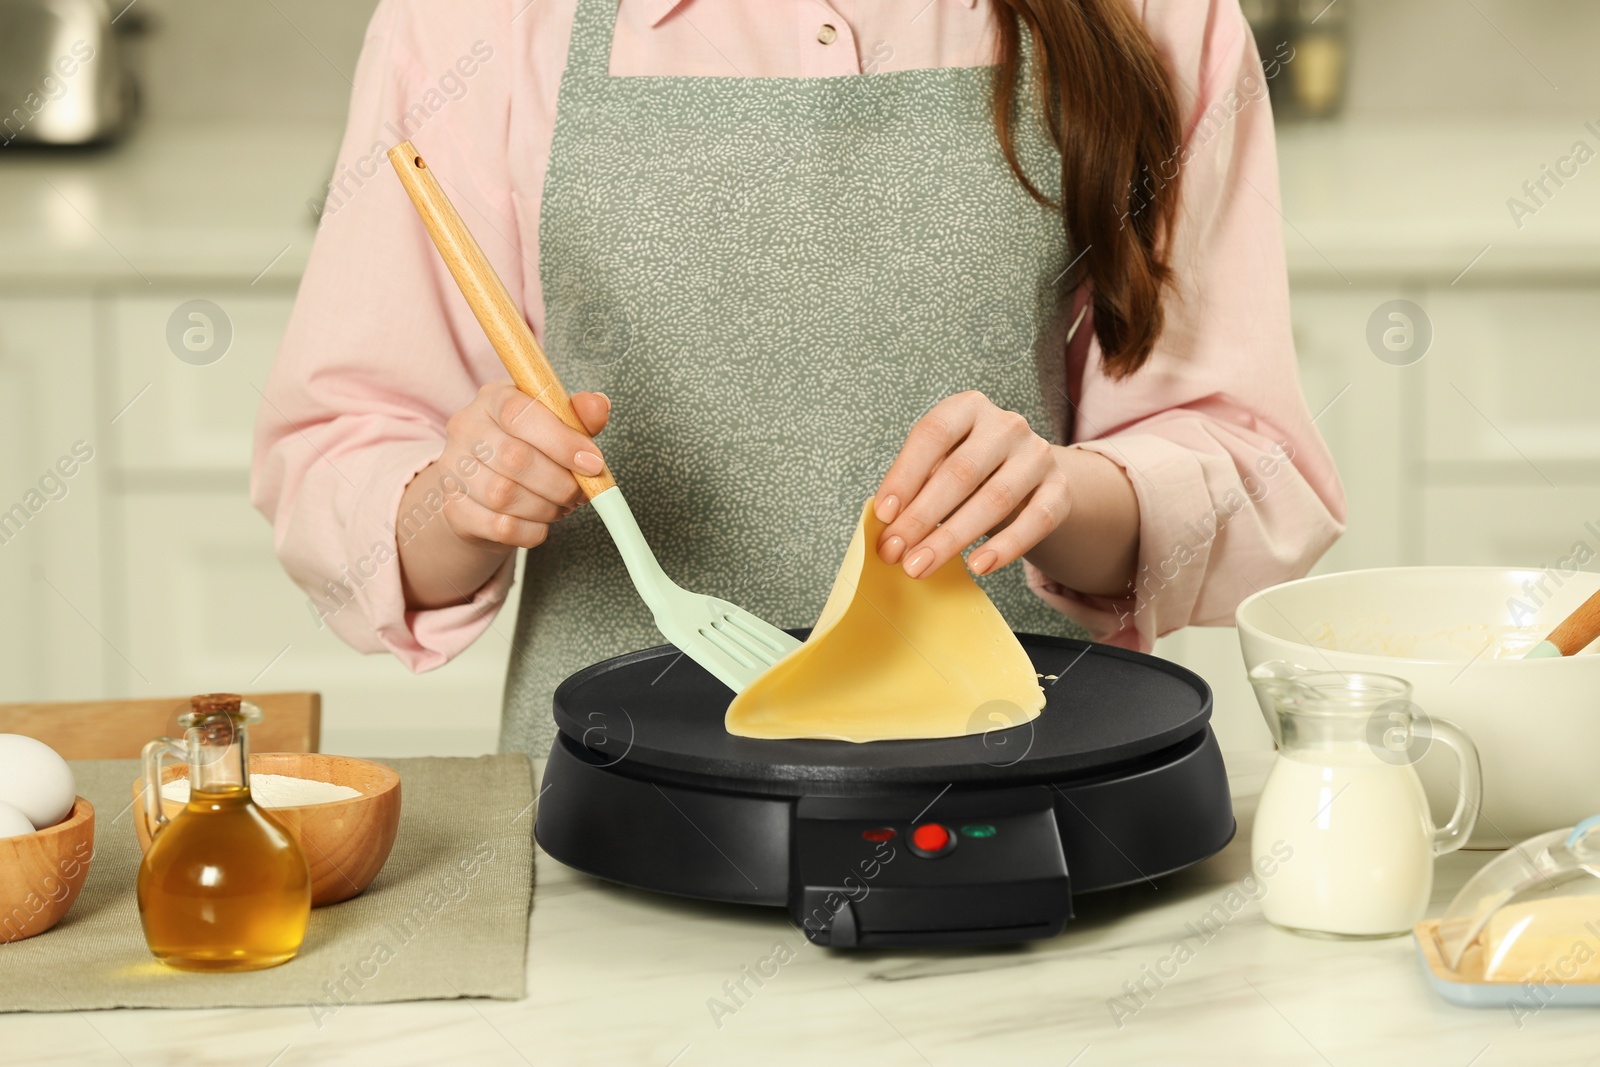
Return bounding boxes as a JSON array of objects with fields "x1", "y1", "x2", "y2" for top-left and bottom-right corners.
[
  {"x1": 136, "y1": 694, "x2": 311, "y2": 971},
  {"x1": 1249, "y1": 662, "x2": 1481, "y2": 939}
]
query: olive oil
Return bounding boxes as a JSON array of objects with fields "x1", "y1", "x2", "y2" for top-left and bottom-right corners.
[
  {"x1": 137, "y1": 694, "x2": 312, "y2": 972},
  {"x1": 137, "y1": 785, "x2": 311, "y2": 972}
]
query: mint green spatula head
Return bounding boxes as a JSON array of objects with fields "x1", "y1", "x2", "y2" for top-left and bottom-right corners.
[
  {"x1": 1526, "y1": 640, "x2": 1563, "y2": 659},
  {"x1": 591, "y1": 487, "x2": 802, "y2": 692}
]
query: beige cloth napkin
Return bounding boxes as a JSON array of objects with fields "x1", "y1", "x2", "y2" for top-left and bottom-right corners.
[{"x1": 0, "y1": 756, "x2": 534, "y2": 1014}]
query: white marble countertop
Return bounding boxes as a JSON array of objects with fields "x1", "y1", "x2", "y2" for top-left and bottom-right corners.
[
  {"x1": 3, "y1": 750, "x2": 1589, "y2": 1067},
  {"x1": 2, "y1": 118, "x2": 1599, "y2": 291},
  {"x1": 1277, "y1": 119, "x2": 1600, "y2": 285},
  {"x1": 0, "y1": 120, "x2": 336, "y2": 288}
]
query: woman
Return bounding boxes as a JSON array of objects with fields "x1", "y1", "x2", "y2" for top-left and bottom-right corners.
[{"x1": 253, "y1": 0, "x2": 1344, "y2": 756}]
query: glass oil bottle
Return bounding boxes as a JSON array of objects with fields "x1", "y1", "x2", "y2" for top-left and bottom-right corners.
[{"x1": 136, "y1": 694, "x2": 312, "y2": 971}]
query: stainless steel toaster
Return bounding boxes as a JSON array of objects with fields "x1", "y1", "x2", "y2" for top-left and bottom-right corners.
[{"x1": 0, "y1": 0, "x2": 135, "y2": 146}]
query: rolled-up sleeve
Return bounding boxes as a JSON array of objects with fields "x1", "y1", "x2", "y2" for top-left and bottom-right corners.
[
  {"x1": 250, "y1": 0, "x2": 529, "y2": 671},
  {"x1": 1026, "y1": 0, "x2": 1346, "y2": 650}
]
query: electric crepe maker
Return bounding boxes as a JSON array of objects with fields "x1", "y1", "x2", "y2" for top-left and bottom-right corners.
[{"x1": 535, "y1": 632, "x2": 1235, "y2": 949}]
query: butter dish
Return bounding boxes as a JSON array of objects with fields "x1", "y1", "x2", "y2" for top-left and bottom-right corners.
[{"x1": 1414, "y1": 816, "x2": 1600, "y2": 1007}]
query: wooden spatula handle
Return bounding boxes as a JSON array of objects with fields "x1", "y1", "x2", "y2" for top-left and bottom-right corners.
[
  {"x1": 387, "y1": 140, "x2": 616, "y2": 498},
  {"x1": 1544, "y1": 587, "x2": 1600, "y2": 657}
]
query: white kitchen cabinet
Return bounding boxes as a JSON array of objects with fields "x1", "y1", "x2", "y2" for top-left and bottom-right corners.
[
  {"x1": 108, "y1": 289, "x2": 297, "y2": 474},
  {"x1": 112, "y1": 492, "x2": 509, "y2": 756},
  {"x1": 1421, "y1": 485, "x2": 1600, "y2": 568},
  {"x1": 1420, "y1": 287, "x2": 1600, "y2": 478},
  {"x1": 1290, "y1": 288, "x2": 1415, "y2": 572},
  {"x1": 0, "y1": 283, "x2": 512, "y2": 753},
  {"x1": 82, "y1": 284, "x2": 509, "y2": 755},
  {"x1": 0, "y1": 297, "x2": 106, "y2": 701},
  {"x1": 1411, "y1": 286, "x2": 1599, "y2": 569}
]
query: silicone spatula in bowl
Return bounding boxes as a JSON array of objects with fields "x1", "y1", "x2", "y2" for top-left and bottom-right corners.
[
  {"x1": 1525, "y1": 587, "x2": 1600, "y2": 659},
  {"x1": 388, "y1": 141, "x2": 801, "y2": 692}
]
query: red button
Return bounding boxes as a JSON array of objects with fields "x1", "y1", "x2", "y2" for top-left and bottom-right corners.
[
  {"x1": 861, "y1": 827, "x2": 895, "y2": 842},
  {"x1": 912, "y1": 823, "x2": 952, "y2": 853}
]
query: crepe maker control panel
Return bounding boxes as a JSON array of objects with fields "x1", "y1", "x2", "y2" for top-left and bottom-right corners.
[{"x1": 791, "y1": 790, "x2": 1070, "y2": 948}]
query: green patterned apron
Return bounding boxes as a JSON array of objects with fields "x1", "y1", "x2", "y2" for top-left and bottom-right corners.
[{"x1": 503, "y1": 0, "x2": 1088, "y2": 755}]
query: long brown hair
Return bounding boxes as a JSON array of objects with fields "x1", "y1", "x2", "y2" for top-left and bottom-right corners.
[{"x1": 990, "y1": 0, "x2": 1182, "y2": 379}]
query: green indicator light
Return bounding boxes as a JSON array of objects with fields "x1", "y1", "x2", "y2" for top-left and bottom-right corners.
[{"x1": 961, "y1": 824, "x2": 997, "y2": 838}]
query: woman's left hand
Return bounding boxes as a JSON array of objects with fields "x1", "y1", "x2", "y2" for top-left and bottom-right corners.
[{"x1": 874, "y1": 390, "x2": 1070, "y2": 579}]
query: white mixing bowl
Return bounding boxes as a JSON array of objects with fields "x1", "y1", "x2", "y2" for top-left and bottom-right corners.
[{"x1": 1236, "y1": 567, "x2": 1600, "y2": 847}]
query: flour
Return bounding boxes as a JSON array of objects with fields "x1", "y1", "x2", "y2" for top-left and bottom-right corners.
[{"x1": 160, "y1": 773, "x2": 361, "y2": 807}]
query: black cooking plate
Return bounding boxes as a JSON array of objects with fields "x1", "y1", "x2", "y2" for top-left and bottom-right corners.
[{"x1": 553, "y1": 632, "x2": 1211, "y2": 788}]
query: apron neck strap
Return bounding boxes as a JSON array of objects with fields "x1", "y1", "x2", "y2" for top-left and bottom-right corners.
[{"x1": 567, "y1": 0, "x2": 622, "y2": 78}]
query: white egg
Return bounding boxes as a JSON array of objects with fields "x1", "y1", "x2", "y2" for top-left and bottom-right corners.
[
  {"x1": 0, "y1": 800, "x2": 34, "y2": 840},
  {"x1": 0, "y1": 734, "x2": 76, "y2": 830}
]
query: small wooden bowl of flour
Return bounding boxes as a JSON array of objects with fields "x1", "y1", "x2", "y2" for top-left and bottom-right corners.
[{"x1": 132, "y1": 753, "x2": 401, "y2": 907}]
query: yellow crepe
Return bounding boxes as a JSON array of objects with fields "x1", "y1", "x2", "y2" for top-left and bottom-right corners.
[{"x1": 725, "y1": 499, "x2": 1045, "y2": 742}]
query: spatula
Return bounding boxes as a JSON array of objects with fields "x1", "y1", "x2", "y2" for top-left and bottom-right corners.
[
  {"x1": 388, "y1": 141, "x2": 801, "y2": 692},
  {"x1": 1525, "y1": 587, "x2": 1600, "y2": 659}
]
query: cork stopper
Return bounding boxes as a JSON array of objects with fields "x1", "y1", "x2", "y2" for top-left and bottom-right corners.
[{"x1": 189, "y1": 693, "x2": 243, "y2": 717}]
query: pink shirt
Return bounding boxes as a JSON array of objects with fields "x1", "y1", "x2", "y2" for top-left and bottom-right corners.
[{"x1": 252, "y1": 0, "x2": 1345, "y2": 671}]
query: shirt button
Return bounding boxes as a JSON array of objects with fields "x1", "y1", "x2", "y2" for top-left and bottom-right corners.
[{"x1": 817, "y1": 23, "x2": 838, "y2": 45}]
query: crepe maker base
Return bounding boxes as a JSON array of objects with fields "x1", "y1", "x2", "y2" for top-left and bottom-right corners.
[{"x1": 536, "y1": 632, "x2": 1235, "y2": 948}]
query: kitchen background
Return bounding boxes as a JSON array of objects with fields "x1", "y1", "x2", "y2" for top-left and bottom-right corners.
[{"x1": 1, "y1": 0, "x2": 1595, "y2": 757}]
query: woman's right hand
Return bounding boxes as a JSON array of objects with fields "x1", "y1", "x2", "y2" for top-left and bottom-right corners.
[
  {"x1": 398, "y1": 381, "x2": 610, "y2": 609},
  {"x1": 437, "y1": 380, "x2": 610, "y2": 549}
]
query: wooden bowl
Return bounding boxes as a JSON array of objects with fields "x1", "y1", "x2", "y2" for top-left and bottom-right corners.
[
  {"x1": 0, "y1": 797, "x2": 95, "y2": 943},
  {"x1": 133, "y1": 753, "x2": 400, "y2": 907}
]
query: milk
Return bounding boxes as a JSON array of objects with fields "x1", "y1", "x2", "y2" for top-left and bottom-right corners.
[{"x1": 1251, "y1": 747, "x2": 1435, "y2": 937}]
